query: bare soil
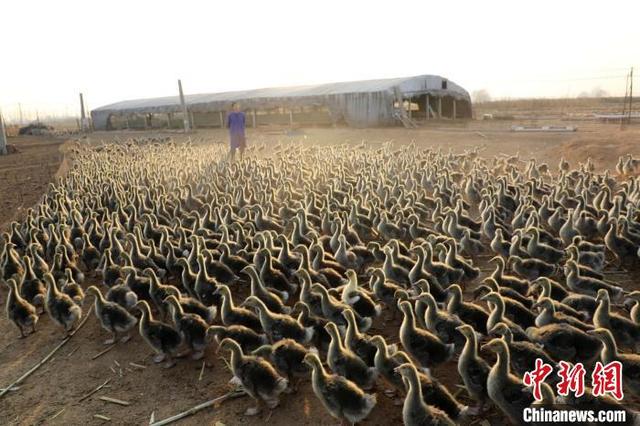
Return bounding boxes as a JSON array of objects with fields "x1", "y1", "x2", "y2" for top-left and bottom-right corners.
[{"x1": 1, "y1": 119, "x2": 639, "y2": 426}]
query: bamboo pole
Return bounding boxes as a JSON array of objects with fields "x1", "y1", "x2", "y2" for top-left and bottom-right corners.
[
  {"x1": 150, "y1": 389, "x2": 245, "y2": 426},
  {"x1": 0, "y1": 314, "x2": 90, "y2": 399}
]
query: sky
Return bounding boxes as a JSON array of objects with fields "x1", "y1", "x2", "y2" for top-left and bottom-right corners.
[{"x1": 1, "y1": 0, "x2": 639, "y2": 121}]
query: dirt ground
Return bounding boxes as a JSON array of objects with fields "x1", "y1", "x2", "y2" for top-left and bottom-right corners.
[{"x1": 1, "y1": 119, "x2": 640, "y2": 426}]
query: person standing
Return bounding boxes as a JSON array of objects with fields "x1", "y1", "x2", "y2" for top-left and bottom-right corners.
[{"x1": 226, "y1": 102, "x2": 246, "y2": 160}]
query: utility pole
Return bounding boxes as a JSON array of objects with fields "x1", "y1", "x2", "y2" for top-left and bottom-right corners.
[
  {"x1": 178, "y1": 79, "x2": 190, "y2": 133},
  {"x1": 18, "y1": 103, "x2": 23, "y2": 125},
  {"x1": 79, "y1": 93, "x2": 88, "y2": 132},
  {"x1": 0, "y1": 110, "x2": 7, "y2": 155},
  {"x1": 628, "y1": 67, "x2": 634, "y2": 126}
]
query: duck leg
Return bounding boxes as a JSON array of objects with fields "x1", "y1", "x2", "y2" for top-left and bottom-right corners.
[
  {"x1": 244, "y1": 398, "x2": 263, "y2": 416},
  {"x1": 163, "y1": 353, "x2": 176, "y2": 369},
  {"x1": 153, "y1": 352, "x2": 166, "y2": 363},
  {"x1": 191, "y1": 349, "x2": 205, "y2": 360},
  {"x1": 120, "y1": 334, "x2": 131, "y2": 343},
  {"x1": 104, "y1": 331, "x2": 117, "y2": 345},
  {"x1": 31, "y1": 323, "x2": 37, "y2": 334},
  {"x1": 17, "y1": 324, "x2": 26, "y2": 339}
]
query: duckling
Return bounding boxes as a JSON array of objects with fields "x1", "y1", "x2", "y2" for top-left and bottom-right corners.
[
  {"x1": 480, "y1": 292, "x2": 529, "y2": 340},
  {"x1": 526, "y1": 322, "x2": 601, "y2": 366},
  {"x1": 244, "y1": 296, "x2": 313, "y2": 344},
  {"x1": 566, "y1": 244, "x2": 605, "y2": 272},
  {"x1": 204, "y1": 250, "x2": 238, "y2": 284},
  {"x1": 490, "y1": 228, "x2": 511, "y2": 258},
  {"x1": 398, "y1": 300, "x2": 454, "y2": 370},
  {"x1": 164, "y1": 295, "x2": 209, "y2": 360},
  {"x1": 19, "y1": 256, "x2": 45, "y2": 312},
  {"x1": 60, "y1": 268, "x2": 84, "y2": 307},
  {"x1": 135, "y1": 300, "x2": 182, "y2": 368},
  {"x1": 341, "y1": 270, "x2": 381, "y2": 320},
  {"x1": 482, "y1": 338, "x2": 546, "y2": 425},
  {"x1": 525, "y1": 227, "x2": 563, "y2": 263},
  {"x1": 294, "y1": 269, "x2": 323, "y2": 316},
  {"x1": 194, "y1": 254, "x2": 221, "y2": 307},
  {"x1": 86, "y1": 286, "x2": 137, "y2": 345},
  {"x1": 4, "y1": 278, "x2": 38, "y2": 338},
  {"x1": 508, "y1": 255, "x2": 556, "y2": 281},
  {"x1": 216, "y1": 285, "x2": 262, "y2": 332},
  {"x1": 588, "y1": 328, "x2": 640, "y2": 397},
  {"x1": 145, "y1": 268, "x2": 179, "y2": 317},
  {"x1": 325, "y1": 322, "x2": 377, "y2": 389},
  {"x1": 474, "y1": 277, "x2": 534, "y2": 310},
  {"x1": 369, "y1": 268, "x2": 404, "y2": 311},
  {"x1": 395, "y1": 363, "x2": 455, "y2": 426},
  {"x1": 253, "y1": 339, "x2": 315, "y2": 390},
  {"x1": 533, "y1": 297, "x2": 593, "y2": 331},
  {"x1": 446, "y1": 284, "x2": 489, "y2": 335},
  {"x1": 303, "y1": 352, "x2": 377, "y2": 425},
  {"x1": 218, "y1": 337, "x2": 288, "y2": 416},
  {"x1": 44, "y1": 273, "x2": 82, "y2": 335},
  {"x1": 313, "y1": 283, "x2": 372, "y2": 331},
  {"x1": 488, "y1": 256, "x2": 529, "y2": 295},
  {"x1": 605, "y1": 219, "x2": 638, "y2": 265},
  {"x1": 456, "y1": 325, "x2": 490, "y2": 411},
  {"x1": 342, "y1": 309, "x2": 377, "y2": 367},
  {"x1": 528, "y1": 278, "x2": 586, "y2": 320},
  {"x1": 259, "y1": 249, "x2": 296, "y2": 295},
  {"x1": 593, "y1": 289, "x2": 640, "y2": 352},
  {"x1": 106, "y1": 279, "x2": 139, "y2": 311},
  {"x1": 206, "y1": 324, "x2": 268, "y2": 353},
  {"x1": 219, "y1": 242, "x2": 251, "y2": 274},
  {"x1": 489, "y1": 322, "x2": 558, "y2": 381},
  {"x1": 243, "y1": 265, "x2": 290, "y2": 314},
  {"x1": 421, "y1": 244, "x2": 463, "y2": 288},
  {"x1": 419, "y1": 291, "x2": 465, "y2": 349},
  {"x1": 382, "y1": 245, "x2": 411, "y2": 286},
  {"x1": 565, "y1": 261, "x2": 624, "y2": 301},
  {"x1": 293, "y1": 301, "x2": 331, "y2": 352}
]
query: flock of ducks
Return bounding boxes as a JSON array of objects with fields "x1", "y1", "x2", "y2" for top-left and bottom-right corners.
[{"x1": 2, "y1": 136, "x2": 640, "y2": 425}]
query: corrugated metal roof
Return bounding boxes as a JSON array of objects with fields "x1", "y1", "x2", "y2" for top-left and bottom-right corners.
[{"x1": 93, "y1": 74, "x2": 470, "y2": 113}]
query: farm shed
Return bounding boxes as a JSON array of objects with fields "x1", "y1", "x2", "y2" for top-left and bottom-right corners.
[{"x1": 91, "y1": 75, "x2": 471, "y2": 130}]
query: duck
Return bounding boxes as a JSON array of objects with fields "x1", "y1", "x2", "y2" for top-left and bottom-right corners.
[
  {"x1": 244, "y1": 296, "x2": 313, "y2": 344},
  {"x1": 446, "y1": 284, "x2": 489, "y2": 335},
  {"x1": 216, "y1": 284, "x2": 262, "y2": 332},
  {"x1": 565, "y1": 261, "x2": 624, "y2": 301},
  {"x1": 18, "y1": 256, "x2": 46, "y2": 312},
  {"x1": 293, "y1": 301, "x2": 331, "y2": 352},
  {"x1": 480, "y1": 292, "x2": 529, "y2": 340},
  {"x1": 4, "y1": 278, "x2": 38, "y2": 338},
  {"x1": 488, "y1": 256, "x2": 529, "y2": 295},
  {"x1": 313, "y1": 283, "x2": 372, "y2": 331},
  {"x1": 489, "y1": 322, "x2": 559, "y2": 381},
  {"x1": 135, "y1": 300, "x2": 182, "y2": 368},
  {"x1": 369, "y1": 268, "x2": 404, "y2": 312},
  {"x1": 44, "y1": 272, "x2": 82, "y2": 335},
  {"x1": 341, "y1": 269, "x2": 381, "y2": 320},
  {"x1": 105, "y1": 279, "x2": 139, "y2": 311},
  {"x1": 303, "y1": 352, "x2": 377, "y2": 425},
  {"x1": 164, "y1": 295, "x2": 209, "y2": 360},
  {"x1": 474, "y1": 277, "x2": 534, "y2": 310},
  {"x1": 325, "y1": 322, "x2": 377, "y2": 389},
  {"x1": 593, "y1": 289, "x2": 640, "y2": 352},
  {"x1": 525, "y1": 227, "x2": 563, "y2": 263},
  {"x1": 242, "y1": 265, "x2": 290, "y2": 314},
  {"x1": 508, "y1": 255, "x2": 556, "y2": 281},
  {"x1": 252, "y1": 339, "x2": 315, "y2": 390},
  {"x1": 60, "y1": 268, "x2": 85, "y2": 306},
  {"x1": 398, "y1": 300, "x2": 454, "y2": 371},
  {"x1": 526, "y1": 322, "x2": 601, "y2": 366},
  {"x1": 456, "y1": 324, "x2": 490, "y2": 411},
  {"x1": 532, "y1": 297, "x2": 593, "y2": 332},
  {"x1": 482, "y1": 338, "x2": 550, "y2": 425},
  {"x1": 206, "y1": 324, "x2": 268, "y2": 354},
  {"x1": 342, "y1": 309, "x2": 377, "y2": 367},
  {"x1": 588, "y1": 328, "x2": 640, "y2": 397},
  {"x1": 418, "y1": 291, "x2": 466, "y2": 349},
  {"x1": 395, "y1": 363, "x2": 455, "y2": 426},
  {"x1": 218, "y1": 337, "x2": 288, "y2": 416}
]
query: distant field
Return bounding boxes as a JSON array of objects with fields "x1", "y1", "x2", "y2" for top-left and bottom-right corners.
[{"x1": 474, "y1": 96, "x2": 629, "y2": 120}]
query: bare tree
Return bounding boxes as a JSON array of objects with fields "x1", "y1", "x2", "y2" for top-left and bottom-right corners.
[{"x1": 472, "y1": 89, "x2": 492, "y2": 103}]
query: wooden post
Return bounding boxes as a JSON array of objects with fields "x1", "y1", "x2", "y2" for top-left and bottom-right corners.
[
  {"x1": 0, "y1": 111, "x2": 7, "y2": 155},
  {"x1": 425, "y1": 94, "x2": 430, "y2": 120},
  {"x1": 252, "y1": 109, "x2": 257, "y2": 128},
  {"x1": 178, "y1": 79, "x2": 190, "y2": 132},
  {"x1": 437, "y1": 97, "x2": 442, "y2": 119},
  {"x1": 189, "y1": 111, "x2": 196, "y2": 129},
  {"x1": 167, "y1": 113, "x2": 172, "y2": 128},
  {"x1": 452, "y1": 99, "x2": 457, "y2": 120},
  {"x1": 219, "y1": 111, "x2": 225, "y2": 128},
  {"x1": 125, "y1": 115, "x2": 130, "y2": 130},
  {"x1": 289, "y1": 109, "x2": 293, "y2": 126},
  {"x1": 408, "y1": 98, "x2": 412, "y2": 120}
]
